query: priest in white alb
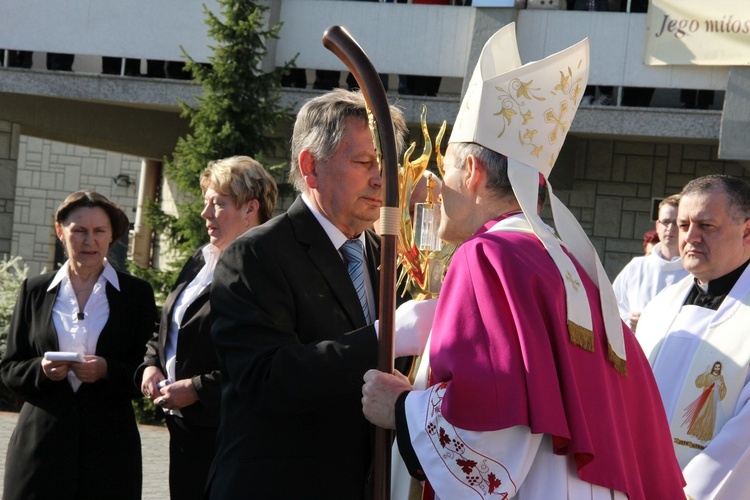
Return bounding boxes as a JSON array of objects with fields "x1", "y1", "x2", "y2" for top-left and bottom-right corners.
[
  {"x1": 362, "y1": 24, "x2": 685, "y2": 500},
  {"x1": 637, "y1": 174, "x2": 750, "y2": 499},
  {"x1": 613, "y1": 194, "x2": 688, "y2": 332}
]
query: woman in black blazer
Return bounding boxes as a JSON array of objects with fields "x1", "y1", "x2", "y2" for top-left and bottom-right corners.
[
  {"x1": 0, "y1": 190, "x2": 157, "y2": 499},
  {"x1": 136, "y1": 156, "x2": 277, "y2": 500}
]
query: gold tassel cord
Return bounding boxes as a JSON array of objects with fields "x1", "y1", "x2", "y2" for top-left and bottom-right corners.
[
  {"x1": 568, "y1": 323, "x2": 627, "y2": 376},
  {"x1": 567, "y1": 320, "x2": 594, "y2": 352},
  {"x1": 607, "y1": 343, "x2": 627, "y2": 376}
]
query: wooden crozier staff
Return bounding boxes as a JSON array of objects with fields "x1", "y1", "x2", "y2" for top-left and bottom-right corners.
[{"x1": 322, "y1": 26, "x2": 398, "y2": 500}]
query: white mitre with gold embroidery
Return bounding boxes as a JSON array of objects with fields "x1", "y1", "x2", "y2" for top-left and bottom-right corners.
[{"x1": 450, "y1": 23, "x2": 626, "y2": 373}]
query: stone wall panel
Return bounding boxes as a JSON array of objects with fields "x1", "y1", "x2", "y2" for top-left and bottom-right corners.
[
  {"x1": 666, "y1": 173, "x2": 694, "y2": 190},
  {"x1": 614, "y1": 141, "x2": 654, "y2": 156},
  {"x1": 619, "y1": 211, "x2": 634, "y2": 239},
  {"x1": 10, "y1": 136, "x2": 140, "y2": 275},
  {"x1": 683, "y1": 144, "x2": 711, "y2": 160},
  {"x1": 585, "y1": 140, "x2": 614, "y2": 181},
  {"x1": 593, "y1": 196, "x2": 621, "y2": 238},
  {"x1": 624, "y1": 156, "x2": 653, "y2": 184}
]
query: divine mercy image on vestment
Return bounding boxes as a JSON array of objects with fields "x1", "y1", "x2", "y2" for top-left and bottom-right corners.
[{"x1": 682, "y1": 361, "x2": 727, "y2": 442}]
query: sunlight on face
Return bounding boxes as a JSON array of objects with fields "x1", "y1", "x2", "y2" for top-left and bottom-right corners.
[
  {"x1": 201, "y1": 186, "x2": 251, "y2": 251},
  {"x1": 309, "y1": 118, "x2": 383, "y2": 238},
  {"x1": 438, "y1": 145, "x2": 472, "y2": 244},
  {"x1": 56, "y1": 207, "x2": 113, "y2": 272},
  {"x1": 678, "y1": 190, "x2": 750, "y2": 284}
]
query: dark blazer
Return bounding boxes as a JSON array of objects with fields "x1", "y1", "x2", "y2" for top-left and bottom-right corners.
[
  {"x1": 0, "y1": 270, "x2": 156, "y2": 500},
  {"x1": 207, "y1": 197, "x2": 385, "y2": 499},
  {"x1": 135, "y1": 246, "x2": 221, "y2": 427}
]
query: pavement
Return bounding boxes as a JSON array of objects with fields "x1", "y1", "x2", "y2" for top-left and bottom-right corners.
[{"x1": 0, "y1": 410, "x2": 171, "y2": 499}]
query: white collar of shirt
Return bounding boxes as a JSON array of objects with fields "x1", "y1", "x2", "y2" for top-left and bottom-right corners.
[
  {"x1": 300, "y1": 193, "x2": 376, "y2": 323},
  {"x1": 653, "y1": 243, "x2": 680, "y2": 262},
  {"x1": 301, "y1": 193, "x2": 368, "y2": 257},
  {"x1": 47, "y1": 258, "x2": 120, "y2": 292},
  {"x1": 170, "y1": 243, "x2": 220, "y2": 332},
  {"x1": 200, "y1": 244, "x2": 222, "y2": 276},
  {"x1": 650, "y1": 243, "x2": 685, "y2": 271},
  {"x1": 49, "y1": 259, "x2": 116, "y2": 393},
  {"x1": 163, "y1": 243, "x2": 221, "y2": 417}
]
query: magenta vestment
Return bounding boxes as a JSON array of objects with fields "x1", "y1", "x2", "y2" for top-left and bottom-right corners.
[{"x1": 428, "y1": 216, "x2": 685, "y2": 499}]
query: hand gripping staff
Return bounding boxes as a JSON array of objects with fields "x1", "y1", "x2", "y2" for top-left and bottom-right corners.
[{"x1": 323, "y1": 26, "x2": 398, "y2": 500}]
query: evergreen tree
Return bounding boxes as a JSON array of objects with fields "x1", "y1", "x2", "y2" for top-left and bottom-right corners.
[{"x1": 139, "y1": 0, "x2": 294, "y2": 298}]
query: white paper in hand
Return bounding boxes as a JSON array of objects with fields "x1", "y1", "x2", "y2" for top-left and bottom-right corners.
[{"x1": 44, "y1": 351, "x2": 84, "y2": 362}]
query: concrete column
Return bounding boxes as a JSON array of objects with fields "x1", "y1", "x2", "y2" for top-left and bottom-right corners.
[
  {"x1": 460, "y1": 8, "x2": 518, "y2": 96},
  {"x1": 0, "y1": 121, "x2": 18, "y2": 256},
  {"x1": 130, "y1": 159, "x2": 161, "y2": 267},
  {"x1": 720, "y1": 67, "x2": 750, "y2": 162}
]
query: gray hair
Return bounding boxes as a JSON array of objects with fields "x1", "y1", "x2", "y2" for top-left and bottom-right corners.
[
  {"x1": 451, "y1": 142, "x2": 512, "y2": 196},
  {"x1": 681, "y1": 174, "x2": 750, "y2": 222},
  {"x1": 451, "y1": 142, "x2": 548, "y2": 207},
  {"x1": 288, "y1": 88, "x2": 408, "y2": 193}
]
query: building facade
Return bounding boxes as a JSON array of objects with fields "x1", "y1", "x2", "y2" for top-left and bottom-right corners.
[{"x1": 1, "y1": 1, "x2": 747, "y2": 279}]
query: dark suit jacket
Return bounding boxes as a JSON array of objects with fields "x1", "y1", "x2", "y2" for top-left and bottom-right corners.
[
  {"x1": 207, "y1": 197, "x2": 387, "y2": 499},
  {"x1": 135, "y1": 246, "x2": 221, "y2": 427},
  {"x1": 0, "y1": 270, "x2": 156, "y2": 500}
]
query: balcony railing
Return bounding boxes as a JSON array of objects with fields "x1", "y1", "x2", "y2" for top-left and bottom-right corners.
[{"x1": 0, "y1": 0, "x2": 728, "y2": 92}]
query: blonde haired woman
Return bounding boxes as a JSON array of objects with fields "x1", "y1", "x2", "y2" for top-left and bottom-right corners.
[{"x1": 137, "y1": 156, "x2": 278, "y2": 499}]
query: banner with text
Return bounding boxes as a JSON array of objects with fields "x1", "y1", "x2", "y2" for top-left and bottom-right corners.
[{"x1": 644, "y1": 0, "x2": 750, "y2": 66}]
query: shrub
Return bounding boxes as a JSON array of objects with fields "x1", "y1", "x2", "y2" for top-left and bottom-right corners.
[
  {"x1": 0, "y1": 256, "x2": 29, "y2": 410},
  {"x1": 132, "y1": 397, "x2": 164, "y2": 426},
  {"x1": 0, "y1": 255, "x2": 29, "y2": 347}
]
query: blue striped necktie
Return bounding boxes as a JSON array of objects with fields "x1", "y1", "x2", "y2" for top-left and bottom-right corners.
[{"x1": 341, "y1": 239, "x2": 372, "y2": 324}]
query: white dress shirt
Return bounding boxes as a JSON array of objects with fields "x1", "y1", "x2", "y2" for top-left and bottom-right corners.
[
  {"x1": 48, "y1": 259, "x2": 120, "y2": 391},
  {"x1": 301, "y1": 193, "x2": 376, "y2": 322},
  {"x1": 163, "y1": 244, "x2": 221, "y2": 417}
]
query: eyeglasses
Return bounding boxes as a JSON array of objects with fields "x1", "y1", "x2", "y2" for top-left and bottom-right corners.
[{"x1": 657, "y1": 219, "x2": 677, "y2": 228}]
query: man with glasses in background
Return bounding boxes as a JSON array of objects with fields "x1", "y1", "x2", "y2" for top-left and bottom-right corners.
[{"x1": 613, "y1": 194, "x2": 688, "y2": 333}]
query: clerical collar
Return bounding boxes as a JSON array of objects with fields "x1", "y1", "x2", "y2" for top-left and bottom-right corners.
[
  {"x1": 500, "y1": 210, "x2": 524, "y2": 220},
  {"x1": 683, "y1": 259, "x2": 750, "y2": 310},
  {"x1": 476, "y1": 211, "x2": 524, "y2": 236}
]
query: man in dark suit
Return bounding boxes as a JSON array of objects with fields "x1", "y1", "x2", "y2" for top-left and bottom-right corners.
[{"x1": 206, "y1": 89, "x2": 410, "y2": 499}]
